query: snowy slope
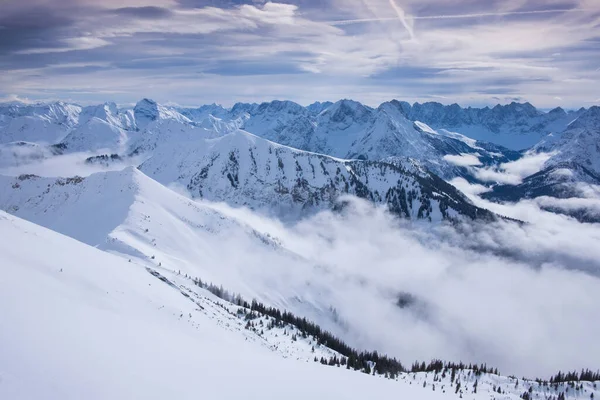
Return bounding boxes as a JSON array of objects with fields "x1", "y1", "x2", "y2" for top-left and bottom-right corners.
[
  {"x1": 0, "y1": 166, "x2": 491, "y2": 317},
  {"x1": 0, "y1": 166, "x2": 497, "y2": 371},
  {"x1": 0, "y1": 210, "x2": 451, "y2": 399},
  {"x1": 0, "y1": 167, "x2": 278, "y2": 251},
  {"x1": 0, "y1": 169, "x2": 371, "y2": 355},
  {"x1": 2, "y1": 211, "x2": 599, "y2": 400}
]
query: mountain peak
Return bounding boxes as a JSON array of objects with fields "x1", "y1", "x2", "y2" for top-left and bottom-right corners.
[
  {"x1": 548, "y1": 106, "x2": 566, "y2": 116},
  {"x1": 307, "y1": 101, "x2": 333, "y2": 115},
  {"x1": 377, "y1": 100, "x2": 412, "y2": 118},
  {"x1": 133, "y1": 98, "x2": 190, "y2": 130},
  {"x1": 321, "y1": 99, "x2": 371, "y2": 124},
  {"x1": 255, "y1": 100, "x2": 306, "y2": 115},
  {"x1": 567, "y1": 105, "x2": 600, "y2": 130}
]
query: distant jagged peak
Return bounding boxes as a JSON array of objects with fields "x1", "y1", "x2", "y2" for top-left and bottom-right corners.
[
  {"x1": 197, "y1": 103, "x2": 228, "y2": 113},
  {"x1": 134, "y1": 98, "x2": 160, "y2": 119},
  {"x1": 0, "y1": 100, "x2": 83, "y2": 125},
  {"x1": 230, "y1": 102, "x2": 259, "y2": 117},
  {"x1": 377, "y1": 99, "x2": 412, "y2": 118},
  {"x1": 80, "y1": 102, "x2": 119, "y2": 121},
  {"x1": 254, "y1": 100, "x2": 307, "y2": 115},
  {"x1": 548, "y1": 106, "x2": 567, "y2": 116},
  {"x1": 319, "y1": 99, "x2": 373, "y2": 124},
  {"x1": 306, "y1": 101, "x2": 333, "y2": 115},
  {"x1": 133, "y1": 98, "x2": 191, "y2": 129},
  {"x1": 566, "y1": 105, "x2": 600, "y2": 130}
]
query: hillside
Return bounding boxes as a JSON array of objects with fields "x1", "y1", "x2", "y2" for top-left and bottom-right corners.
[
  {"x1": 0, "y1": 210, "x2": 443, "y2": 399},
  {"x1": 2, "y1": 210, "x2": 598, "y2": 399}
]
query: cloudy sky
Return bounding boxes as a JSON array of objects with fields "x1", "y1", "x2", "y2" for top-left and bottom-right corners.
[{"x1": 1, "y1": 0, "x2": 599, "y2": 108}]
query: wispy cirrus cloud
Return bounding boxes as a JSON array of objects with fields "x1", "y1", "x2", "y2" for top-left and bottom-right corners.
[
  {"x1": 1, "y1": 0, "x2": 598, "y2": 107},
  {"x1": 328, "y1": 7, "x2": 589, "y2": 25}
]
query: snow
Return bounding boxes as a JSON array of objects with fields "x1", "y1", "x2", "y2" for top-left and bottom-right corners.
[
  {"x1": 135, "y1": 129, "x2": 477, "y2": 221},
  {"x1": 0, "y1": 210, "x2": 451, "y2": 399},
  {"x1": 2, "y1": 210, "x2": 598, "y2": 399},
  {"x1": 0, "y1": 166, "x2": 490, "y2": 376}
]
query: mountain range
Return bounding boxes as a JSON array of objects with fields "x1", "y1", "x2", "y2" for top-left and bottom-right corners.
[{"x1": 1, "y1": 98, "x2": 598, "y2": 223}]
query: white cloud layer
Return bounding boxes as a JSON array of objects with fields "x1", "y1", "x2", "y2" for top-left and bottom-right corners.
[
  {"x1": 207, "y1": 194, "x2": 600, "y2": 379},
  {"x1": 473, "y1": 152, "x2": 554, "y2": 185},
  {"x1": 443, "y1": 153, "x2": 482, "y2": 167}
]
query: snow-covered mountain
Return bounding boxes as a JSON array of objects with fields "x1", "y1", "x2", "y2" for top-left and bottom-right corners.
[
  {"x1": 59, "y1": 103, "x2": 136, "y2": 153},
  {"x1": 479, "y1": 106, "x2": 600, "y2": 218},
  {"x1": 1, "y1": 97, "x2": 596, "y2": 221},
  {"x1": 534, "y1": 106, "x2": 600, "y2": 175},
  {"x1": 0, "y1": 101, "x2": 81, "y2": 144},
  {"x1": 307, "y1": 100, "x2": 334, "y2": 115},
  {"x1": 137, "y1": 129, "x2": 494, "y2": 221},
  {"x1": 179, "y1": 99, "x2": 519, "y2": 180},
  {"x1": 402, "y1": 102, "x2": 582, "y2": 150},
  {"x1": 133, "y1": 98, "x2": 191, "y2": 130},
  {"x1": 0, "y1": 98, "x2": 586, "y2": 157},
  {"x1": 0, "y1": 99, "x2": 499, "y2": 222},
  {"x1": 482, "y1": 162, "x2": 600, "y2": 223},
  {"x1": 483, "y1": 162, "x2": 600, "y2": 201},
  {"x1": 178, "y1": 99, "x2": 579, "y2": 158}
]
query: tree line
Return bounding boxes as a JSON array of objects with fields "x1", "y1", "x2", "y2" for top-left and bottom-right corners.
[{"x1": 189, "y1": 274, "x2": 597, "y2": 384}]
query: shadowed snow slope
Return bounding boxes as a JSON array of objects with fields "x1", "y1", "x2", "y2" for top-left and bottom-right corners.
[{"x1": 0, "y1": 210, "x2": 448, "y2": 399}]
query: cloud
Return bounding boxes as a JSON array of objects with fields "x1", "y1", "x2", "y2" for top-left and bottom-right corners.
[
  {"x1": 387, "y1": 0, "x2": 415, "y2": 39},
  {"x1": 1, "y1": 0, "x2": 599, "y2": 107},
  {"x1": 0, "y1": 94, "x2": 35, "y2": 104},
  {"x1": 328, "y1": 7, "x2": 588, "y2": 25},
  {"x1": 109, "y1": 6, "x2": 173, "y2": 19},
  {"x1": 450, "y1": 177, "x2": 491, "y2": 196},
  {"x1": 0, "y1": 150, "x2": 141, "y2": 177},
  {"x1": 473, "y1": 152, "x2": 554, "y2": 185},
  {"x1": 15, "y1": 37, "x2": 112, "y2": 55},
  {"x1": 443, "y1": 153, "x2": 482, "y2": 167},
  {"x1": 202, "y1": 194, "x2": 600, "y2": 378},
  {"x1": 534, "y1": 195, "x2": 600, "y2": 216}
]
